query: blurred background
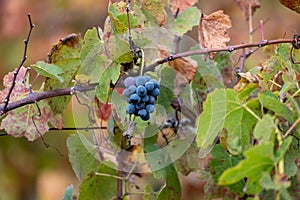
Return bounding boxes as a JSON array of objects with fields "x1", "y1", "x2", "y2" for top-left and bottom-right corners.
[{"x1": 0, "y1": 0, "x2": 299, "y2": 200}]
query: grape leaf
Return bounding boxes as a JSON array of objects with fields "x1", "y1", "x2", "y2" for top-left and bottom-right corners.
[
  {"x1": 62, "y1": 185, "x2": 74, "y2": 200},
  {"x1": 210, "y1": 144, "x2": 244, "y2": 196},
  {"x1": 233, "y1": 0, "x2": 260, "y2": 20},
  {"x1": 214, "y1": 52, "x2": 234, "y2": 87},
  {"x1": 169, "y1": 7, "x2": 201, "y2": 35},
  {"x1": 31, "y1": 61, "x2": 64, "y2": 83},
  {"x1": 79, "y1": 27, "x2": 110, "y2": 83},
  {"x1": 78, "y1": 161, "x2": 117, "y2": 200},
  {"x1": 171, "y1": 0, "x2": 199, "y2": 14},
  {"x1": 199, "y1": 10, "x2": 232, "y2": 58},
  {"x1": 219, "y1": 142, "x2": 274, "y2": 194},
  {"x1": 0, "y1": 99, "x2": 63, "y2": 141},
  {"x1": 258, "y1": 93, "x2": 293, "y2": 123},
  {"x1": 96, "y1": 62, "x2": 120, "y2": 103},
  {"x1": 67, "y1": 133, "x2": 100, "y2": 181},
  {"x1": 141, "y1": 0, "x2": 167, "y2": 26},
  {"x1": 253, "y1": 114, "x2": 275, "y2": 142},
  {"x1": 0, "y1": 66, "x2": 29, "y2": 102},
  {"x1": 45, "y1": 33, "x2": 82, "y2": 113},
  {"x1": 197, "y1": 89, "x2": 259, "y2": 155},
  {"x1": 279, "y1": 0, "x2": 300, "y2": 13},
  {"x1": 283, "y1": 137, "x2": 299, "y2": 178}
]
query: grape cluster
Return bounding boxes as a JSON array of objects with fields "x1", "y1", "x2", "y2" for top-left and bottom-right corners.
[{"x1": 123, "y1": 75, "x2": 160, "y2": 121}]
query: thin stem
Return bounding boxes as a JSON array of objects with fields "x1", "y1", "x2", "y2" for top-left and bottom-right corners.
[
  {"x1": 139, "y1": 49, "x2": 145, "y2": 76},
  {"x1": 95, "y1": 172, "x2": 124, "y2": 180},
  {"x1": 3, "y1": 14, "x2": 34, "y2": 113},
  {"x1": 283, "y1": 117, "x2": 300, "y2": 138},
  {"x1": 241, "y1": 104, "x2": 261, "y2": 121}
]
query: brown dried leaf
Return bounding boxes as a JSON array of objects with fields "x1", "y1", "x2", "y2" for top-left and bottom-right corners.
[
  {"x1": 158, "y1": 46, "x2": 197, "y2": 82},
  {"x1": 171, "y1": 0, "x2": 199, "y2": 15},
  {"x1": 234, "y1": 0, "x2": 261, "y2": 20},
  {"x1": 158, "y1": 46, "x2": 197, "y2": 95},
  {"x1": 199, "y1": 10, "x2": 232, "y2": 59},
  {"x1": 279, "y1": 0, "x2": 300, "y2": 13}
]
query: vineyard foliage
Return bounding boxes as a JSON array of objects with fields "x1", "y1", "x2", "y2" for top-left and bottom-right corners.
[{"x1": 1, "y1": 0, "x2": 300, "y2": 199}]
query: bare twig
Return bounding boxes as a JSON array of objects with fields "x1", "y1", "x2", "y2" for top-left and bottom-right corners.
[
  {"x1": 145, "y1": 38, "x2": 294, "y2": 71},
  {"x1": 3, "y1": 14, "x2": 34, "y2": 113}
]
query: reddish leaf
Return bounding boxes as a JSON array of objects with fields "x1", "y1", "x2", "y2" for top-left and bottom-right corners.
[
  {"x1": 233, "y1": 0, "x2": 260, "y2": 20},
  {"x1": 94, "y1": 98, "x2": 112, "y2": 121},
  {"x1": 0, "y1": 66, "x2": 29, "y2": 102},
  {"x1": 0, "y1": 99, "x2": 63, "y2": 141}
]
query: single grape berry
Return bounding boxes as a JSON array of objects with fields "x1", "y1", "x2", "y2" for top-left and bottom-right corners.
[
  {"x1": 123, "y1": 89, "x2": 131, "y2": 97},
  {"x1": 140, "y1": 113, "x2": 150, "y2": 121},
  {"x1": 141, "y1": 95, "x2": 150, "y2": 103},
  {"x1": 148, "y1": 96, "x2": 155, "y2": 104},
  {"x1": 130, "y1": 94, "x2": 141, "y2": 104},
  {"x1": 124, "y1": 77, "x2": 136, "y2": 88},
  {"x1": 146, "y1": 104, "x2": 155, "y2": 113},
  {"x1": 136, "y1": 85, "x2": 147, "y2": 97},
  {"x1": 150, "y1": 79, "x2": 160, "y2": 89},
  {"x1": 126, "y1": 104, "x2": 136, "y2": 114},
  {"x1": 127, "y1": 85, "x2": 136, "y2": 94},
  {"x1": 138, "y1": 109, "x2": 148, "y2": 118},
  {"x1": 145, "y1": 82, "x2": 154, "y2": 91},
  {"x1": 151, "y1": 88, "x2": 160, "y2": 97},
  {"x1": 144, "y1": 75, "x2": 151, "y2": 82},
  {"x1": 136, "y1": 102, "x2": 145, "y2": 110},
  {"x1": 136, "y1": 76, "x2": 147, "y2": 86}
]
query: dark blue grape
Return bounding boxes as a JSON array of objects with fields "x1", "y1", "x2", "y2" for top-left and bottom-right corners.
[
  {"x1": 140, "y1": 113, "x2": 150, "y2": 121},
  {"x1": 127, "y1": 85, "x2": 136, "y2": 94},
  {"x1": 136, "y1": 86, "x2": 147, "y2": 97},
  {"x1": 148, "y1": 96, "x2": 155, "y2": 104},
  {"x1": 136, "y1": 76, "x2": 146, "y2": 86},
  {"x1": 138, "y1": 109, "x2": 148, "y2": 118},
  {"x1": 150, "y1": 79, "x2": 160, "y2": 89},
  {"x1": 130, "y1": 94, "x2": 141, "y2": 104},
  {"x1": 123, "y1": 89, "x2": 131, "y2": 97},
  {"x1": 136, "y1": 102, "x2": 145, "y2": 110},
  {"x1": 146, "y1": 104, "x2": 155, "y2": 113},
  {"x1": 144, "y1": 75, "x2": 151, "y2": 82},
  {"x1": 145, "y1": 82, "x2": 154, "y2": 91},
  {"x1": 124, "y1": 77, "x2": 136, "y2": 88},
  {"x1": 151, "y1": 88, "x2": 160, "y2": 97},
  {"x1": 141, "y1": 95, "x2": 149, "y2": 103},
  {"x1": 126, "y1": 104, "x2": 136, "y2": 114}
]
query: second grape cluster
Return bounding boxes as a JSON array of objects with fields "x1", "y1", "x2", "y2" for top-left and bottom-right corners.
[{"x1": 123, "y1": 75, "x2": 160, "y2": 121}]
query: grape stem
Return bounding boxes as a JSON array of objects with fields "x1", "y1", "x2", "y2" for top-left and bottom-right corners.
[{"x1": 139, "y1": 49, "x2": 145, "y2": 76}]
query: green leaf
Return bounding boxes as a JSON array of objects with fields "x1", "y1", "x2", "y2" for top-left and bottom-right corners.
[
  {"x1": 78, "y1": 161, "x2": 117, "y2": 200},
  {"x1": 67, "y1": 133, "x2": 100, "y2": 181},
  {"x1": 210, "y1": 145, "x2": 244, "y2": 196},
  {"x1": 219, "y1": 142, "x2": 274, "y2": 194},
  {"x1": 196, "y1": 89, "x2": 258, "y2": 155},
  {"x1": 45, "y1": 33, "x2": 82, "y2": 114},
  {"x1": 237, "y1": 82, "x2": 259, "y2": 101},
  {"x1": 96, "y1": 62, "x2": 121, "y2": 103},
  {"x1": 169, "y1": 7, "x2": 201, "y2": 35},
  {"x1": 62, "y1": 185, "x2": 74, "y2": 200},
  {"x1": 196, "y1": 88, "x2": 229, "y2": 149},
  {"x1": 144, "y1": 184, "x2": 158, "y2": 200},
  {"x1": 253, "y1": 114, "x2": 275, "y2": 142},
  {"x1": 157, "y1": 163, "x2": 181, "y2": 200},
  {"x1": 31, "y1": 61, "x2": 64, "y2": 83},
  {"x1": 80, "y1": 27, "x2": 109, "y2": 83},
  {"x1": 284, "y1": 138, "x2": 300, "y2": 178},
  {"x1": 274, "y1": 136, "x2": 293, "y2": 164},
  {"x1": 258, "y1": 93, "x2": 293, "y2": 123}
]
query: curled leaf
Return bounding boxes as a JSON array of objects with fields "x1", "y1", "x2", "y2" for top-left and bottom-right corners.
[
  {"x1": 279, "y1": 0, "x2": 300, "y2": 13},
  {"x1": 199, "y1": 10, "x2": 232, "y2": 59},
  {"x1": 234, "y1": 0, "x2": 261, "y2": 20},
  {"x1": 158, "y1": 45, "x2": 197, "y2": 82}
]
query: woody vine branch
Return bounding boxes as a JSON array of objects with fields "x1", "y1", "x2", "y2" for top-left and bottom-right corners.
[{"x1": 0, "y1": 37, "x2": 299, "y2": 116}]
